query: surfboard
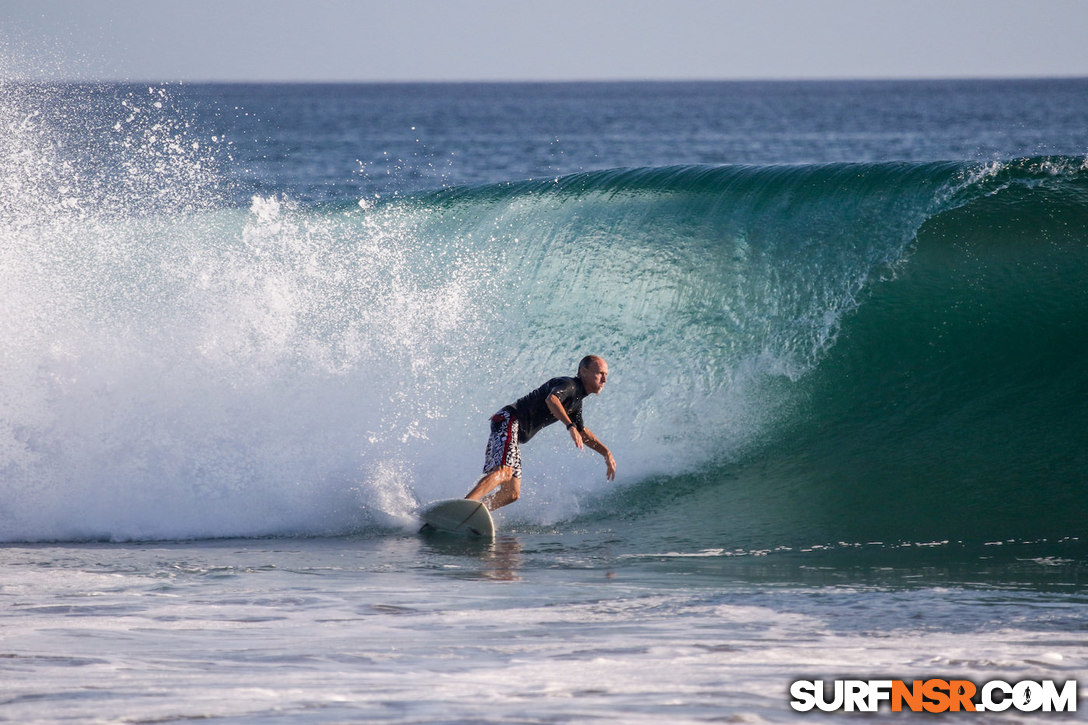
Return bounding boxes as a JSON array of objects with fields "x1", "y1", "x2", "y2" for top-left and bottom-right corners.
[{"x1": 418, "y1": 499, "x2": 495, "y2": 537}]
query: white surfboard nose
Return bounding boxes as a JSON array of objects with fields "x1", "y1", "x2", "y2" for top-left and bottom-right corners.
[{"x1": 418, "y1": 499, "x2": 496, "y2": 537}]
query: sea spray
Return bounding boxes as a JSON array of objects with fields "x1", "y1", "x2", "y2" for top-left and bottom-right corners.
[{"x1": 0, "y1": 84, "x2": 482, "y2": 539}]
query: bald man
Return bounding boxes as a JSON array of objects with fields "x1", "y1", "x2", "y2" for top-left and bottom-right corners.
[{"x1": 465, "y1": 355, "x2": 617, "y2": 511}]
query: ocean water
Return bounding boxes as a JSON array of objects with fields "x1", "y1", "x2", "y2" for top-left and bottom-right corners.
[{"x1": 1, "y1": 79, "x2": 1087, "y2": 723}]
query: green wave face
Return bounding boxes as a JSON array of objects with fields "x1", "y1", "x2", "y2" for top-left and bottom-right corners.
[{"x1": 407, "y1": 160, "x2": 1088, "y2": 548}]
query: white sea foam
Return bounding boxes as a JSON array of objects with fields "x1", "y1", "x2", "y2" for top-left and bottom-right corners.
[{"x1": 1, "y1": 539, "x2": 1084, "y2": 723}]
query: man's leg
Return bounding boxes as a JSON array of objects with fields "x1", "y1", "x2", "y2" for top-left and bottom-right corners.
[
  {"x1": 466, "y1": 467, "x2": 520, "y2": 510},
  {"x1": 468, "y1": 411, "x2": 522, "y2": 510},
  {"x1": 476, "y1": 474, "x2": 521, "y2": 511},
  {"x1": 489, "y1": 476, "x2": 521, "y2": 510}
]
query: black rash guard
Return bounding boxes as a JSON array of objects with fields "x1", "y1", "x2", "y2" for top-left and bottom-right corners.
[{"x1": 501, "y1": 376, "x2": 587, "y2": 443}]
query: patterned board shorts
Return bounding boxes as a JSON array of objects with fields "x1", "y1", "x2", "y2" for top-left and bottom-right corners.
[{"x1": 483, "y1": 410, "x2": 522, "y2": 480}]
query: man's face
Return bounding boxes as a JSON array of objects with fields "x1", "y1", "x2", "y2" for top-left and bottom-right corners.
[{"x1": 581, "y1": 359, "x2": 609, "y2": 395}]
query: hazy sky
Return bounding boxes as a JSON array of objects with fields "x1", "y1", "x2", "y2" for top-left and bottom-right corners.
[{"x1": 2, "y1": 0, "x2": 1087, "y2": 82}]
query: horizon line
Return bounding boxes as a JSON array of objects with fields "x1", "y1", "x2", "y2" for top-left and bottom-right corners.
[{"x1": 8, "y1": 73, "x2": 1088, "y2": 85}]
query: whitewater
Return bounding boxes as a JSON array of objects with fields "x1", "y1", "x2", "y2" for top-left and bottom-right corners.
[{"x1": 1, "y1": 80, "x2": 1086, "y2": 723}]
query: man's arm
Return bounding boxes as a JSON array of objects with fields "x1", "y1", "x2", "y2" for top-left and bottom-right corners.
[
  {"x1": 545, "y1": 394, "x2": 617, "y2": 480},
  {"x1": 546, "y1": 394, "x2": 583, "y2": 449},
  {"x1": 580, "y1": 428, "x2": 618, "y2": 481}
]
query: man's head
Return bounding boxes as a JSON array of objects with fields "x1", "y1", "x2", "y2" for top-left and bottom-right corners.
[{"x1": 578, "y1": 355, "x2": 609, "y2": 395}]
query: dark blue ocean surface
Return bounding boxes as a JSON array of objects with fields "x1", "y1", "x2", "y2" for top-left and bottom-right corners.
[
  {"x1": 20, "y1": 79, "x2": 1088, "y2": 204},
  {"x1": 213, "y1": 78, "x2": 1088, "y2": 201}
]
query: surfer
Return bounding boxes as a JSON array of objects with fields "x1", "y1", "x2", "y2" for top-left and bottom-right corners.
[{"x1": 465, "y1": 355, "x2": 617, "y2": 511}]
